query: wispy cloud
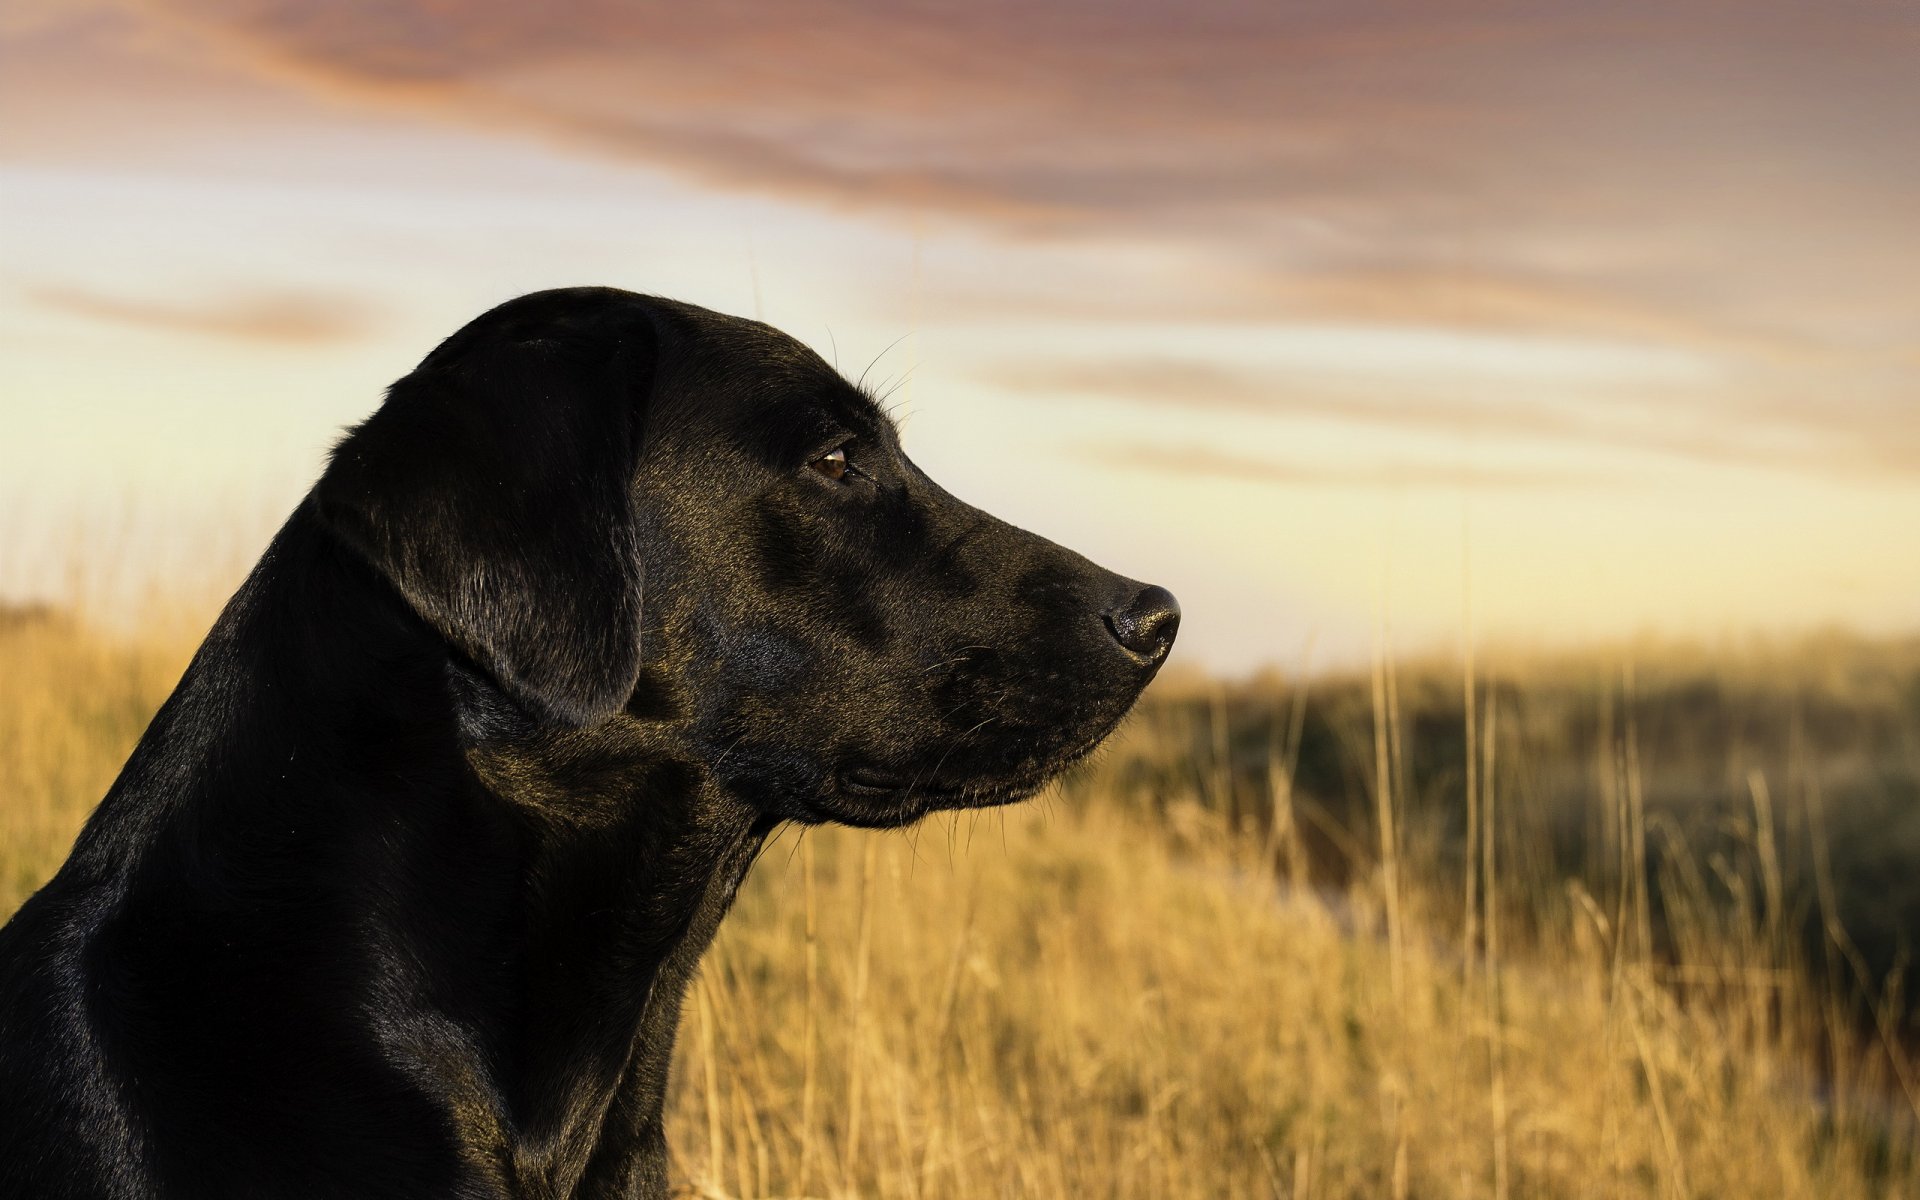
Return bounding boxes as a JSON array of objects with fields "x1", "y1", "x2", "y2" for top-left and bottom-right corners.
[
  {"x1": 30, "y1": 285, "x2": 375, "y2": 344},
  {"x1": 17, "y1": 4, "x2": 1920, "y2": 352},
  {"x1": 117, "y1": 12, "x2": 1911, "y2": 256},
  {"x1": 1084, "y1": 442, "x2": 1600, "y2": 491},
  {"x1": 996, "y1": 353, "x2": 1920, "y2": 481},
  {"x1": 12, "y1": 5, "x2": 1920, "y2": 479}
]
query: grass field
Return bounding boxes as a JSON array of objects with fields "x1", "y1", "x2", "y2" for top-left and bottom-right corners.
[{"x1": 4, "y1": 606, "x2": 1917, "y2": 1198}]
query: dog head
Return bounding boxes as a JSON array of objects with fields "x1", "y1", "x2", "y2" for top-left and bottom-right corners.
[{"x1": 316, "y1": 288, "x2": 1178, "y2": 827}]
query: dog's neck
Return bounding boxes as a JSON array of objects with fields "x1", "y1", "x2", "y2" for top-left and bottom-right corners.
[
  {"x1": 78, "y1": 508, "x2": 773, "y2": 1195},
  {"x1": 363, "y1": 537, "x2": 780, "y2": 1189},
  {"x1": 461, "y1": 717, "x2": 773, "y2": 1191}
]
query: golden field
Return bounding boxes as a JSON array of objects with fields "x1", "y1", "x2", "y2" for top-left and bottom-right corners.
[{"x1": 3, "y1": 607, "x2": 1918, "y2": 1199}]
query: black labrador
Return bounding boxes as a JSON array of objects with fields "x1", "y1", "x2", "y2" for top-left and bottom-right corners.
[{"x1": 0, "y1": 288, "x2": 1178, "y2": 1199}]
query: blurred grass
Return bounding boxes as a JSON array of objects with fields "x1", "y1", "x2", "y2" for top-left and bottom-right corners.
[{"x1": 3, "y1": 605, "x2": 1917, "y2": 1197}]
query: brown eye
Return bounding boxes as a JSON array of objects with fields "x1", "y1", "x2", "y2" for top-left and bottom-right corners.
[{"x1": 809, "y1": 447, "x2": 850, "y2": 481}]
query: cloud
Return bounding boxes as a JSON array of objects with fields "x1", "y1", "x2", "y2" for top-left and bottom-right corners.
[
  {"x1": 11, "y1": 1, "x2": 1920, "y2": 476},
  {"x1": 989, "y1": 355, "x2": 1609, "y2": 444},
  {"x1": 67, "y1": 1, "x2": 1905, "y2": 366},
  {"x1": 1083, "y1": 442, "x2": 1598, "y2": 491},
  {"x1": 30, "y1": 284, "x2": 375, "y2": 344},
  {"x1": 995, "y1": 353, "x2": 1920, "y2": 481}
]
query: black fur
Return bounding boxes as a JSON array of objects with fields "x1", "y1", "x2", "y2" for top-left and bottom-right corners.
[{"x1": 0, "y1": 288, "x2": 1179, "y2": 1199}]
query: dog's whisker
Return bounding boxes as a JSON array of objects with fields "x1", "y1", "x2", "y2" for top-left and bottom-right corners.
[{"x1": 855, "y1": 332, "x2": 912, "y2": 395}]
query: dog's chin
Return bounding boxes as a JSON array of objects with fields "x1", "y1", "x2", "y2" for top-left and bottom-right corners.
[
  {"x1": 802, "y1": 771, "x2": 1044, "y2": 829},
  {"x1": 805, "y1": 725, "x2": 1121, "y2": 830},
  {"x1": 815, "y1": 768, "x2": 1046, "y2": 828}
]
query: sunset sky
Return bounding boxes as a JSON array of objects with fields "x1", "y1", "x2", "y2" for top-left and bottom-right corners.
[{"x1": 4, "y1": 1, "x2": 1918, "y2": 671}]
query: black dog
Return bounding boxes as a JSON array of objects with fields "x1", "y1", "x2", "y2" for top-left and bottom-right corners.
[{"x1": 0, "y1": 288, "x2": 1178, "y2": 1198}]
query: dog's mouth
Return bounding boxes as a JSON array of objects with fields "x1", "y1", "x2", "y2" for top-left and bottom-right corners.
[
  {"x1": 842, "y1": 767, "x2": 948, "y2": 797},
  {"x1": 825, "y1": 720, "x2": 1123, "y2": 827},
  {"x1": 820, "y1": 767, "x2": 1046, "y2": 828},
  {"x1": 839, "y1": 766, "x2": 1027, "y2": 805}
]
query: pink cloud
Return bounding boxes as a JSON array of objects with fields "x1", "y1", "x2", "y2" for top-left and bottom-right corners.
[{"x1": 30, "y1": 284, "x2": 376, "y2": 344}]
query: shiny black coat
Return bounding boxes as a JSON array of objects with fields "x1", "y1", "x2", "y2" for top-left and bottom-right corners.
[{"x1": 0, "y1": 289, "x2": 1177, "y2": 1198}]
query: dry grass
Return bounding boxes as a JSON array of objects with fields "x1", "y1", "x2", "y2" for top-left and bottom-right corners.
[
  {"x1": 0, "y1": 607, "x2": 190, "y2": 916},
  {"x1": 2, "y1": 609, "x2": 1916, "y2": 1198}
]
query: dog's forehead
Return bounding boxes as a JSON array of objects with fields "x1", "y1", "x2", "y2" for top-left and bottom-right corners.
[
  {"x1": 663, "y1": 307, "x2": 896, "y2": 455},
  {"x1": 426, "y1": 289, "x2": 896, "y2": 462}
]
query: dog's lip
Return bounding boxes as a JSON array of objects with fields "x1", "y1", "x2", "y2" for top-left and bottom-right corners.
[
  {"x1": 810, "y1": 725, "x2": 1123, "y2": 827},
  {"x1": 840, "y1": 767, "x2": 974, "y2": 800},
  {"x1": 835, "y1": 722, "x2": 1122, "y2": 807},
  {"x1": 828, "y1": 770, "x2": 1041, "y2": 823},
  {"x1": 838, "y1": 763, "x2": 1048, "y2": 806}
]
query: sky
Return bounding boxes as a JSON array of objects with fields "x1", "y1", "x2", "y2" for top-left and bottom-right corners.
[{"x1": 3, "y1": 0, "x2": 1919, "y2": 672}]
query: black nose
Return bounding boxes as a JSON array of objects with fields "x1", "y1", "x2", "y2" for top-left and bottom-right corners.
[{"x1": 1105, "y1": 585, "x2": 1181, "y2": 664}]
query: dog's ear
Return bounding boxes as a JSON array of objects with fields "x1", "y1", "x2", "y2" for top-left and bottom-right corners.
[{"x1": 313, "y1": 306, "x2": 657, "y2": 728}]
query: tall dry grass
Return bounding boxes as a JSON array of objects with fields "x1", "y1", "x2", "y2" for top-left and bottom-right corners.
[{"x1": 2, "y1": 608, "x2": 1916, "y2": 1198}]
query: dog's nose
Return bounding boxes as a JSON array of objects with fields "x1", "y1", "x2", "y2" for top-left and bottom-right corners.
[{"x1": 1105, "y1": 585, "x2": 1181, "y2": 664}]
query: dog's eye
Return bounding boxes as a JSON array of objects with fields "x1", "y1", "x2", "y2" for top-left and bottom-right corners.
[{"x1": 809, "y1": 447, "x2": 851, "y2": 482}]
